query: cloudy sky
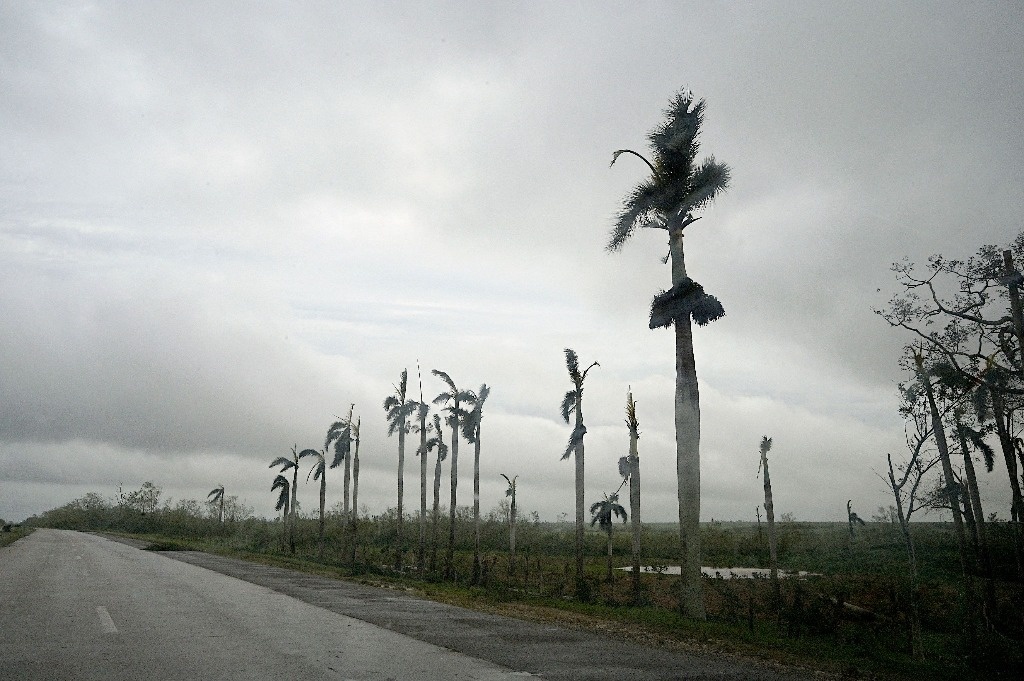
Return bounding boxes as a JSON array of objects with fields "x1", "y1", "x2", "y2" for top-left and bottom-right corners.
[{"x1": 3, "y1": 1, "x2": 1023, "y2": 525}]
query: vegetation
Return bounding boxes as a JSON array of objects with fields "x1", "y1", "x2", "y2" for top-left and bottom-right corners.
[{"x1": 22, "y1": 488, "x2": 1023, "y2": 679}]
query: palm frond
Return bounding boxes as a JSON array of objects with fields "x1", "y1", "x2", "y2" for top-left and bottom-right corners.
[
  {"x1": 760, "y1": 436, "x2": 773, "y2": 456},
  {"x1": 207, "y1": 486, "x2": 224, "y2": 500},
  {"x1": 562, "y1": 423, "x2": 587, "y2": 460},
  {"x1": 560, "y1": 390, "x2": 577, "y2": 424},
  {"x1": 564, "y1": 348, "x2": 580, "y2": 383},
  {"x1": 297, "y1": 448, "x2": 321, "y2": 460},
  {"x1": 431, "y1": 369, "x2": 456, "y2": 395},
  {"x1": 649, "y1": 277, "x2": 725, "y2": 328},
  {"x1": 618, "y1": 455, "x2": 631, "y2": 480},
  {"x1": 679, "y1": 158, "x2": 730, "y2": 215},
  {"x1": 269, "y1": 456, "x2": 295, "y2": 471},
  {"x1": 962, "y1": 424, "x2": 996, "y2": 473}
]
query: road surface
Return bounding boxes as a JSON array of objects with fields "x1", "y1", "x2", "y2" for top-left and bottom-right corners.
[{"x1": 0, "y1": 530, "x2": 814, "y2": 680}]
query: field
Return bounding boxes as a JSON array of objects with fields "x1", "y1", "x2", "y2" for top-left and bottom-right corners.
[{"x1": 22, "y1": 502, "x2": 1024, "y2": 680}]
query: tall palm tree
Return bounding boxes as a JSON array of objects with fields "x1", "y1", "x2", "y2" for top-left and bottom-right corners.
[
  {"x1": 432, "y1": 369, "x2": 474, "y2": 580},
  {"x1": 414, "y1": 362, "x2": 430, "y2": 571},
  {"x1": 462, "y1": 383, "x2": 491, "y2": 585},
  {"x1": 618, "y1": 388, "x2": 642, "y2": 604},
  {"x1": 299, "y1": 447, "x2": 327, "y2": 556},
  {"x1": 424, "y1": 412, "x2": 448, "y2": 573},
  {"x1": 590, "y1": 492, "x2": 627, "y2": 582},
  {"x1": 269, "y1": 446, "x2": 301, "y2": 553},
  {"x1": 757, "y1": 436, "x2": 780, "y2": 607},
  {"x1": 349, "y1": 416, "x2": 362, "y2": 564},
  {"x1": 271, "y1": 474, "x2": 290, "y2": 547},
  {"x1": 561, "y1": 347, "x2": 599, "y2": 595},
  {"x1": 501, "y1": 474, "x2": 518, "y2": 574},
  {"x1": 326, "y1": 405, "x2": 355, "y2": 521},
  {"x1": 207, "y1": 485, "x2": 225, "y2": 523},
  {"x1": 608, "y1": 89, "x2": 730, "y2": 618},
  {"x1": 384, "y1": 369, "x2": 418, "y2": 571}
]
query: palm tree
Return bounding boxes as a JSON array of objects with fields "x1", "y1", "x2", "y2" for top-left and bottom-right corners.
[
  {"x1": 207, "y1": 485, "x2": 225, "y2": 523},
  {"x1": 349, "y1": 416, "x2": 362, "y2": 564},
  {"x1": 384, "y1": 369, "x2": 418, "y2": 571},
  {"x1": 269, "y1": 446, "x2": 301, "y2": 553},
  {"x1": 608, "y1": 89, "x2": 730, "y2": 618},
  {"x1": 462, "y1": 383, "x2": 491, "y2": 585},
  {"x1": 757, "y1": 436, "x2": 780, "y2": 607},
  {"x1": 501, "y1": 474, "x2": 518, "y2": 574},
  {"x1": 561, "y1": 347, "x2": 599, "y2": 596},
  {"x1": 271, "y1": 474, "x2": 290, "y2": 547},
  {"x1": 432, "y1": 369, "x2": 474, "y2": 580},
  {"x1": 590, "y1": 492, "x2": 627, "y2": 582},
  {"x1": 424, "y1": 412, "x2": 448, "y2": 572},
  {"x1": 618, "y1": 388, "x2": 642, "y2": 604},
  {"x1": 299, "y1": 448, "x2": 327, "y2": 556},
  {"x1": 414, "y1": 362, "x2": 430, "y2": 571},
  {"x1": 326, "y1": 405, "x2": 355, "y2": 521}
]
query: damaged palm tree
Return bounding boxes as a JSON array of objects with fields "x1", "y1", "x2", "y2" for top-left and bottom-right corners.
[
  {"x1": 757, "y1": 436, "x2": 781, "y2": 609},
  {"x1": 608, "y1": 88, "x2": 730, "y2": 618},
  {"x1": 384, "y1": 369, "x2": 418, "y2": 571},
  {"x1": 618, "y1": 389, "x2": 643, "y2": 604},
  {"x1": 561, "y1": 347, "x2": 599, "y2": 597}
]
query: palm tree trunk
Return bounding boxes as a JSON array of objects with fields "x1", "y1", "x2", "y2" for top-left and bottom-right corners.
[
  {"x1": 606, "y1": 528, "x2": 614, "y2": 582},
  {"x1": 419, "y1": 414, "x2": 428, "y2": 572},
  {"x1": 431, "y1": 454, "x2": 442, "y2": 573},
  {"x1": 351, "y1": 442, "x2": 360, "y2": 564},
  {"x1": 574, "y1": 400, "x2": 586, "y2": 596},
  {"x1": 472, "y1": 432, "x2": 482, "y2": 585},
  {"x1": 509, "y1": 492, "x2": 517, "y2": 575},
  {"x1": 446, "y1": 415, "x2": 459, "y2": 580},
  {"x1": 956, "y1": 422, "x2": 996, "y2": 616},
  {"x1": 343, "y1": 450, "x2": 352, "y2": 520},
  {"x1": 669, "y1": 228, "x2": 704, "y2": 619},
  {"x1": 290, "y1": 465, "x2": 298, "y2": 554},
  {"x1": 318, "y1": 470, "x2": 326, "y2": 558},
  {"x1": 396, "y1": 425, "x2": 406, "y2": 570},
  {"x1": 628, "y1": 398, "x2": 642, "y2": 605},
  {"x1": 762, "y1": 452, "x2": 781, "y2": 608}
]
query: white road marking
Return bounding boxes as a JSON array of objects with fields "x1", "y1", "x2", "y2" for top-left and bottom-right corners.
[{"x1": 95, "y1": 606, "x2": 118, "y2": 634}]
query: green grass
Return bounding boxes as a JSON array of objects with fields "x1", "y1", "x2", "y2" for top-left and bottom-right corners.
[{"x1": 0, "y1": 526, "x2": 33, "y2": 549}]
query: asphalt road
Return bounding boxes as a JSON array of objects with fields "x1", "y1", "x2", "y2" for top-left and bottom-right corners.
[{"x1": 0, "y1": 530, "x2": 816, "y2": 680}]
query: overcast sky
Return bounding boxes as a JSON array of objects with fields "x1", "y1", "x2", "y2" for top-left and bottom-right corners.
[{"x1": 3, "y1": 1, "x2": 1023, "y2": 525}]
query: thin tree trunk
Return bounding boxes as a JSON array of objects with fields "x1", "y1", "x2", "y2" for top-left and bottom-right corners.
[
  {"x1": 396, "y1": 425, "x2": 405, "y2": 570},
  {"x1": 431, "y1": 454, "x2": 442, "y2": 573},
  {"x1": 670, "y1": 228, "x2": 704, "y2": 619},
  {"x1": 761, "y1": 448, "x2": 781, "y2": 608},
  {"x1": 472, "y1": 431, "x2": 482, "y2": 585},
  {"x1": 350, "y1": 421, "x2": 360, "y2": 564},
  {"x1": 916, "y1": 355, "x2": 970, "y2": 575},
  {"x1": 574, "y1": 397, "x2": 586, "y2": 597},
  {"x1": 290, "y1": 462, "x2": 298, "y2": 555},
  {"x1": 343, "y1": 448, "x2": 352, "y2": 520},
  {"x1": 888, "y1": 454, "x2": 924, "y2": 660},
  {"x1": 991, "y1": 391, "x2": 1024, "y2": 577},
  {"x1": 509, "y1": 491, "x2": 517, "y2": 576},
  {"x1": 627, "y1": 391, "x2": 642, "y2": 605},
  {"x1": 606, "y1": 528, "x2": 614, "y2": 582},
  {"x1": 446, "y1": 412, "x2": 459, "y2": 580},
  {"x1": 419, "y1": 409, "x2": 428, "y2": 572},
  {"x1": 318, "y1": 469, "x2": 326, "y2": 558},
  {"x1": 956, "y1": 421, "x2": 997, "y2": 617}
]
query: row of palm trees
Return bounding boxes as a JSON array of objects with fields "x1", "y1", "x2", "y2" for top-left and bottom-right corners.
[{"x1": 212, "y1": 87, "x2": 729, "y2": 617}]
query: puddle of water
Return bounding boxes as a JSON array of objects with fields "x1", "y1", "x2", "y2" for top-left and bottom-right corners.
[{"x1": 616, "y1": 566, "x2": 819, "y2": 579}]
